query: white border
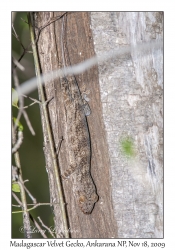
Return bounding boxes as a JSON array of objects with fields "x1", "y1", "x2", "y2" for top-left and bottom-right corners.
[{"x1": 1, "y1": 1, "x2": 174, "y2": 248}]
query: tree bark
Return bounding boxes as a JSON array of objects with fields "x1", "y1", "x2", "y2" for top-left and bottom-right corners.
[
  {"x1": 33, "y1": 11, "x2": 118, "y2": 238},
  {"x1": 33, "y1": 11, "x2": 163, "y2": 239},
  {"x1": 90, "y1": 12, "x2": 163, "y2": 238}
]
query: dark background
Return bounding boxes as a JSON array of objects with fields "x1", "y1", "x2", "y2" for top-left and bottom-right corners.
[{"x1": 12, "y1": 12, "x2": 53, "y2": 238}]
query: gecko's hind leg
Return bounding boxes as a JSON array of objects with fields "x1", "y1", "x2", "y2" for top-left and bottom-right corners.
[
  {"x1": 62, "y1": 164, "x2": 77, "y2": 180},
  {"x1": 82, "y1": 101, "x2": 91, "y2": 116},
  {"x1": 81, "y1": 86, "x2": 91, "y2": 116}
]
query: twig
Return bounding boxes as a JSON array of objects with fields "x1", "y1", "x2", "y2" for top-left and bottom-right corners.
[
  {"x1": 12, "y1": 204, "x2": 22, "y2": 207},
  {"x1": 12, "y1": 24, "x2": 26, "y2": 51},
  {"x1": 12, "y1": 130, "x2": 23, "y2": 153},
  {"x1": 12, "y1": 165, "x2": 19, "y2": 181},
  {"x1": 12, "y1": 202, "x2": 60, "y2": 207},
  {"x1": 28, "y1": 12, "x2": 69, "y2": 238},
  {"x1": 24, "y1": 95, "x2": 40, "y2": 102},
  {"x1": 13, "y1": 13, "x2": 67, "y2": 69},
  {"x1": 21, "y1": 17, "x2": 29, "y2": 25},
  {"x1": 12, "y1": 24, "x2": 32, "y2": 65},
  {"x1": 23, "y1": 102, "x2": 39, "y2": 108},
  {"x1": 12, "y1": 68, "x2": 23, "y2": 130},
  {"x1": 12, "y1": 192, "x2": 23, "y2": 206},
  {"x1": 22, "y1": 110, "x2": 35, "y2": 135},
  {"x1": 12, "y1": 193, "x2": 48, "y2": 238},
  {"x1": 22, "y1": 95, "x2": 53, "y2": 109},
  {"x1": 13, "y1": 68, "x2": 35, "y2": 135},
  {"x1": 34, "y1": 12, "x2": 67, "y2": 45},
  {"x1": 12, "y1": 12, "x2": 17, "y2": 23},
  {"x1": 23, "y1": 185, "x2": 37, "y2": 204},
  {"x1": 29, "y1": 214, "x2": 48, "y2": 238},
  {"x1": 13, "y1": 38, "x2": 163, "y2": 101},
  {"x1": 12, "y1": 202, "x2": 56, "y2": 213},
  {"x1": 12, "y1": 57, "x2": 25, "y2": 71},
  {"x1": 12, "y1": 124, "x2": 32, "y2": 238},
  {"x1": 37, "y1": 217, "x2": 56, "y2": 238}
]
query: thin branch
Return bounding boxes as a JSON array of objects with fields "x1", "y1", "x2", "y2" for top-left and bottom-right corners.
[
  {"x1": 29, "y1": 214, "x2": 48, "y2": 238},
  {"x1": 12, "y1": 57, "x2": 25, "y2": 71},
  {"x1": 12, "y1": 204, "x2": 23, "y2": 207},
  {"x1": 28, "y1": 12, "x2": 69, "y2": 238},
  {"x1": 21, "y1": 17, "x2": 29, "y2": 25},
  {"x1": 13, "y1": 68, "x2": 35, "y2": 135},
  {"x1": 12, "y1": 12, "x2": 17, "y2": 23},
  {"x1": 12, "y1": 192, "x2": 48, "y2": 238},
  {"x1": 12, "y1": 202, "x2": 56, "y2": 214},
  {"x1": 12, "y1": 124, "x2": 32, "y2": 238},
  {"x1": 12, "y1": 24, "x2": 26, "y2": 51},
  {"x1": 33, "y1": 12, "x2": 67, "y2": 45},
  {"x1": 13, "y1": 38, "x2": 163, "y2": 101},
  {"x1": 12, "y1": 192, "x2": 23, "y2": 206},
  {"x1": 12, "y1": 165, "x2": 19, "y2": 181},
  {"x1": 12, "y1": 23, "x2": 32, "y2": 65},
  {"x1": 37, "y1": 217, "x2": 56, "y2": 238},
  {"x1": 12, "y1": 68, "x2": 23, "y2": 130},
  {"x1": 22, "y1": 110, "x2": 35, "y2": 135},
  {"x1": 23, "y1": 185, "x2": 37, "y2": 204},
  {"x1": 22, "y1": 95, "x2": 41, "y2": 108},
  {"x1": 12, "y1": 130, "x2": 23, "y2": 153},
  {"x1": 13, "y1": 13, "x2": 67, "y2": 69}
]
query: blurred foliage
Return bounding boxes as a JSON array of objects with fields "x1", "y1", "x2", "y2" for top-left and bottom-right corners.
[
  {"x1": 13, "y1": 118, "x2": 23, "y2": 131},
  {"x1": 12, "y1": 182, "x2": 20, "y2": 193},
  {"x1": 12, "y1": 12, "x2": 53, "y2": 239}
]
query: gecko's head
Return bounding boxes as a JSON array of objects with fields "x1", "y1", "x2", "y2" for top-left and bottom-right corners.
[{"x1": 78, "y1": 192, "x2": 98, "y2": 214}]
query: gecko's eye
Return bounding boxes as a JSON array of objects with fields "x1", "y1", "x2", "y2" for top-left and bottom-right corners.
[{"x1": 78, "y1": 195, "x2": 86, "y2": 204}]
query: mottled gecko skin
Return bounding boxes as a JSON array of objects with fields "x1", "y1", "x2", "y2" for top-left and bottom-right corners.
[{"x1": 61, "y1": 76, "x2": 98, "y2": 214}]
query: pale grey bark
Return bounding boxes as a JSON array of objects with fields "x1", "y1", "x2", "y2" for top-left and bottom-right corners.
[{"x1": 90, "y1": 12, "x2": 163, "y2": 238}]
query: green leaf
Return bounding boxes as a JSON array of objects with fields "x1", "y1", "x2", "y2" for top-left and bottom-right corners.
[
  {"x1": 120, "y1": 137, "x2": 135, "y2": 157},
  {"x1": 12, "y1": 182, "x2": 20, "y2": 193},
  {"x1": 13, "y1": 117, "x2": 23, "y2": 131},
  {"x1": 12, "y1": 88, "x2": 19, "y2": 108}
]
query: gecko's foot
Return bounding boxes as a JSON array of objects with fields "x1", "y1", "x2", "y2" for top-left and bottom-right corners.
[{"x1": 82, "y1": 101, "x2": 91, "y2": 116}]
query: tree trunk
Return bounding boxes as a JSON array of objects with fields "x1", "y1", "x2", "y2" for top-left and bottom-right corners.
[
  {"x1": 90, "y1": 12, "x2": 163, "y2": 238},
  {"x1": 33, "y1": 11, "x2": 163, "y2": 238},
  {"x1": 33, "y1": 12, "x2": 118, "y2": 238}
]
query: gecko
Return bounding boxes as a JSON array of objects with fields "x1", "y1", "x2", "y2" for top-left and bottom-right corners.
[{"x1": 60, "y1": 14, "x2": 98, "y2": 214}]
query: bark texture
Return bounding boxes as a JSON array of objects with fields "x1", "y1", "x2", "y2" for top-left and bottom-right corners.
[
  {"x1": 33, "y1": 11, "x2": 163, "y2": 239},
  {"x1": 91, "y1": 12, "x2": 163, "y2": 238},
  {"x1": 34, "y1": 12, "x2": 117, "y2": 238}
]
